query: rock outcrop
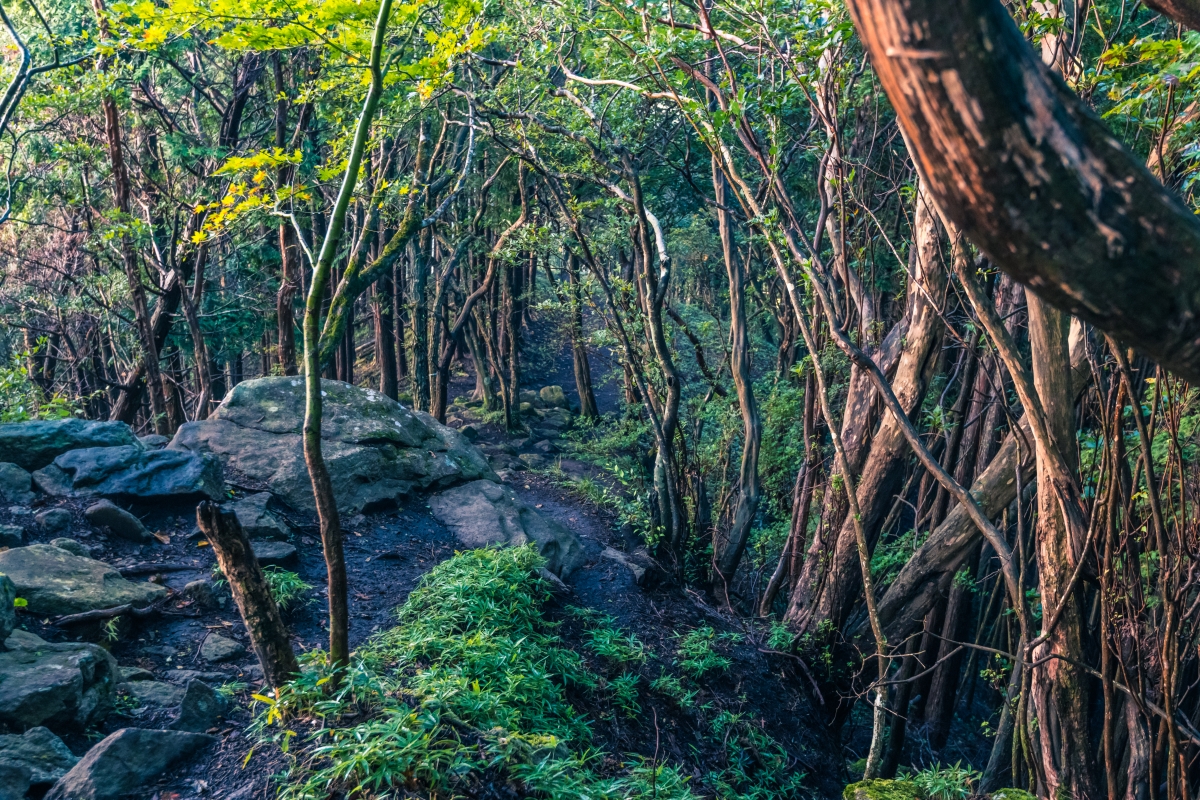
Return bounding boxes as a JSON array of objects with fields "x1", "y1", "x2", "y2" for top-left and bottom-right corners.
[
  {"x1": 0, "y1": 545, "x2": 168, "y2": 616},
  {"x1": 0, "y1": 419, "x2": 138, "y2": 472},
  {"x1": 428, "y1": 479, "x2": 585, "y2": 577},
  {"x1": 33, "y1": 446, "x2": 222, "y2": 501},
  {"x1": 170, "y1": 377, "x2": 494, "y2": 513}
]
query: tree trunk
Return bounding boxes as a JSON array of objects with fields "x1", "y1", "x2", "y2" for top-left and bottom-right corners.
[
  {"x1": 373, "y1": 277, "x2": 398, "y2": 399},
  {"x1": 196, "y1": 502, "x2": 299, "y2": 689},
  {"x1": 786, "y1": 179, "x2": 945, "y2": 637},
  {"x1": 712, "y1": 164, "x2": 761, "y2": 603},
  {"x1": 1027, "y1": 292, "x2": 1096, "y2": 798},
  {"x1": 843, "y1": 0, "x2": 1200, "y2": 385},
  {"x1": 90, "y1": 0, "x2": 169, "y2": 435}
]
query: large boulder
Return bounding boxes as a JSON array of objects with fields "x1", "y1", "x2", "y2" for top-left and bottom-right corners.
[
  {"x1": 0, "y1": 635, "x2": 119, "y2": 731},
  {"x1": 0, "y1": 463, "x2": 34, "y2": 505},
  {"x1": 0, "y1": 727, "x2": 78, "y2": 787},
  {"x1": 170, "y1": 377, "x2": 495, "y2": 514},
  {"x1": 169, "y1": 680, "x2": 228, "y2": 733},
  {"x1": 0, "y1": 545, "x2": 168, "y2": 616},
  {"x1": 539, "y1": 385, "x2": 568, "y2": 408},
  {"x1": 428, "y1": 479, "x2": 586, "y2": 577},
  {"x1": 44, "y1": 728, "x2": 214, "y2": 800},
  {"x1": 32, "y1": 446, "x2": 223, "y2": 502},
  {"x1": 0, "y1": 420, "x2": 139, "y2": 472}
]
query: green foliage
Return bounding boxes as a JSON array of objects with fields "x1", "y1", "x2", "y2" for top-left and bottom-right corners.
[
  {"x1": 0, "y1": 351, "x2": 81, "y2": 423},
  {"x1": 568, "y1": 606, "x2": 647, "y2": 668},
  {"x1": 706, "y1": 710, "x2": 807, "y2": 800},
  {"x1": 674, "y1": 626, "x2": 742, "y2": 680},
  {"x1": 907, "y1": 762, "x2": 980, "y2": 800},
  {"x1": 256, "y1": 547, "x2": 700, "y2": 800},
  {"x1": 650, "y1": 672, "x2": 698, "y2": 709},
  {"x1": 212, "y1": 565, "x2": 312, "y2": 611},
  {"x1": 842, "y1": 779, "x2": 926, "y2": 800}
]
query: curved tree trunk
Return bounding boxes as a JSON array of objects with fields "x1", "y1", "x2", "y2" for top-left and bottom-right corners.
[{"x1": 843, "y1": 0, "x2": 1200, "y2": 384}]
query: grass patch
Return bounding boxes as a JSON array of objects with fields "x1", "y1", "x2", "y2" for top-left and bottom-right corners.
[
  {"x1": 256, "y1": 547, "x2": 700, "y2": 800},
  {"x1": 213, "y1": 565, "x2": 312, "y2": 611}
]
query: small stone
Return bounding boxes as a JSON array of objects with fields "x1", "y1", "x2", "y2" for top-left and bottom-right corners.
[
  {"x1": 538, "y1": 385, "x2": 568, "y2": 408},
  {"x1": 137, "y1": 434, "x2": 170, "y2": 450},
  {"x1": 460, "y1": 425, "x2": 479, "y2": 442},
  {"x1": 49, "y1": 538, "x2": 89, "y2": 558},
  {"x1": 129, "y1": 680, "x2": 185, "y2": 708},
  {"x1": 519, "y1": 401, "x2": 535, "y2": 415},
  {"x1": 533, "y1": 439, "x2": 556, "y2": 455},
  {"x1": 84, "y1": 500, "x2": 149, "y2": 543},
  {"x1": 180, "y1": 579, "x2": 225, "y2": 611},
  {"x1": 0, "y1": 524, "x2": 23, "y2": 548},
  {"x1": 518, "y1": 453, "x2": 547, "y2": 470},
  {"x1": 0, "y1": 462, "x2": 34, "y2": 505},
  {"x1": 119, "y1": 666, "x2": 154, "y2": 682},
  {"x1": 251, "y1": 540, "x2": 297, "y2": 567},
  {"x1": 36, "y1": 508, "x2": 72, "y2": 535},
  {"x1": 199, "y1": 634, "x2": 244, "y2": 664},
  {"x1": 44, "y1": 728, "x2": 215, "y2": 800},
  {"x1": 170, "y1": 680, "x2": 228, "y2": 733}
]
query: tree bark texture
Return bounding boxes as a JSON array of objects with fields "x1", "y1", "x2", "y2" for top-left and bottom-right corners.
[
  {"x1": 843, "y1": 0, "x2": 1200, "y2": 385},
  {"x1": 196, "y1": 502, "x2": 299, "y2": 689}
]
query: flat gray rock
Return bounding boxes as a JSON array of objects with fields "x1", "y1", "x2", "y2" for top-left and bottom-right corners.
[
  {"x1": 251, "y1": 540, "x2": 297, "y2": 567},
  {"x1": 84, "y1": 500, "x2": 148, "y2": 543},
  {"x1": 0, "y1": 727, "x2": 79, "y2": 786},
  {"x1": 0, "y1": 639, "x2": 118, "y2": 730},
  {"x1": 0, "y1": 419, "x2": 138, "y2": 472},
  {"x1": 0, "y1": 544, "x2": 168, "y2": 616},
  {"x1": 138, "y1": 434, "x2": 170, "y2": 450},
  {"x1": 428, "y1": 479, "x2": 586, "y2": 577},
  {"x1": 169, "y1": 377, "x2": 495, "y2": 513},
  {"x1": 0, "y1": 463, "x2": 34, "y2": 506},
  {"x1": 44, "y1": 728, "x2": 215, "y2": 800},
  {"x1": 33, "y1": 446, "x2": 223, "y2": 502},
  {"x1": 199, "y1": 634, "x2": 244, "y2": 663},
  {"x1": 129, "y1": 681, "x2": 185, "y2": 708}
]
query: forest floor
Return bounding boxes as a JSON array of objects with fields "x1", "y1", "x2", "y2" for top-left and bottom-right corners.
[{"x1": 1, "y1": 413, "x2": 844, "y2": 800}]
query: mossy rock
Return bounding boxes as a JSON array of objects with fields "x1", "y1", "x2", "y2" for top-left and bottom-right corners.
[
  {"x1": 989, "y1": 790, "x2": 1036, "y2": 800},
  {"x1": 843, "y1": 779, "x2": 926, "y2": 800}
]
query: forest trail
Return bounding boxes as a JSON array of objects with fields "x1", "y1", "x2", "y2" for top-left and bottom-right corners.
[{"x1": 0, "y1": 378, "x2": 841, "y2": 798}]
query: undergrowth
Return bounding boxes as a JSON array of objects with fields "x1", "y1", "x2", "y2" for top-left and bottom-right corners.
[
  {"x1": 255, "y1": 547, "x2": 699, "y2": 800},
  {"x1": 254, "y1": 547, "x2": 808, "y2": 800}
]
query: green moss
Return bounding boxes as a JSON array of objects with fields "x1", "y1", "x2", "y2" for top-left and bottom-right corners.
[
  {"x1": 843, "y1": 779, "x2": 927, "y2": 800},
  {"x1": 990, "y1": 791, "x2": 1037, "y2": 800}
]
